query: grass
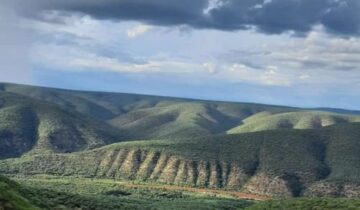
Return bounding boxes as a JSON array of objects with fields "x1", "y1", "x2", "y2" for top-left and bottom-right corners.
[
  {"x1": 2, "y1": 82, "x2": 360, "y2": 201},
  {"x1": 3, "y1": 175, "x2": 360, "y2": 210},
  {"x1": 0, "y1": 175, "x2": 40, "y2": 210},
  {"x1": 12, "y1": 176, "x2": 253, "y2": 210},
  {"x1": 227, "y1": 111, "x2": 360, "y2": 134},
  {"x1": 2, "y1": 123, "x2": 360, "y2": 197},
  {"x1": 1, "y1": 82, "x2": 300, "y2": 140},
  {"x1": 0, "y1": 92, "x2": 124, "y2": 158},
  {"x1": 3, "y1": 82, "x2": 360, "y2": 143},
  {"x1": 246, "y1": 198, "x2": 360, "y2": 210},
  {"x1": 2, "y1": 82, "x2": 360, "y2": 153}
]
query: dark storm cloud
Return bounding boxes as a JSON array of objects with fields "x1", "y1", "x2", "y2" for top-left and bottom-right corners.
[
  {"x1": 7, "y1": 0, "x2": 208, "y2": 25},
  {"x1": 6, "y1": 0, "x2": 360, "y2": 36}
]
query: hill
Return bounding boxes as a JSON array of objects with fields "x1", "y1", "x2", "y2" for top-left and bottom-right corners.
[
  {"x1": 227, "y1": 111, "x2": 360, "y2": 134},
  {"x1": 2, "y1": 82, "x2": 358, "y2": 141},
  {"x1": 2, "y1": 83, "x2": 298, "y2": 140},
  {"x1": 0, "y1": 92, "x2": 123, "y2": 159},
  {"x1": 2, "y1": 122, "x2": 360, "y2": 198},
  {"x1": 0, "y1": 175, "x2": 40, "y2": 210},
  {"x1": 2, "y1": 82, "x2": 360, "y2": 200},
  {"x1": 3, "y1": 174, "x2": 360, "y2": 210}
]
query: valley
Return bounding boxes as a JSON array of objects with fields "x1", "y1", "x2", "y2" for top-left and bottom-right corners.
[{"x1": 1, "y1": 83, "x2": 360, "y2": 209}]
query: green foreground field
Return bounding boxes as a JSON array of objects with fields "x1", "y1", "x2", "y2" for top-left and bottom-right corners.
[
  {"x1": 1, "y1": 175, "x2": 360, "y2": 210},
  {"x1": 3, "y1": 175, "x2": 252, "y2": 210}
]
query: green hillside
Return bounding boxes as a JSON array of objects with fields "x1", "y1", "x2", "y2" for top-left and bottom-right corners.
[
  {"x1": 3, "y1": 122, "x2": 360, "y2": 198},
  {"x1": 1, "y1": 83, "x2": 301, "y2": 138},
  {"x1": 246, "y1": 198, "x2": 360, "y2": 210},
  {"x1": 3, "y1": 174, "x2": 360, "y2": 210},
  {"x1": 227, "y1": 111, "x2": 360, "y2": 134},
  {"x1": 2, "y1": 82, "x2": 360, "y2": 202},
  {"x1": 3, "y1": 82, "x2": 357, "y2": 140},
  {"x1": 1, "y1": 175, "x2": 253, "y2": 210},
  {"x1": 0, "y1": 92, "x2": 124, "y2": 158},
  {"x1": 0, "y1": 175, "x2": 40, "y2": 210}
]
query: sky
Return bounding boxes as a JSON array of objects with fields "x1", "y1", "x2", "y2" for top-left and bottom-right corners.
[{"x1": 1, "y1": 0, "x2": 360, "y2": 109}]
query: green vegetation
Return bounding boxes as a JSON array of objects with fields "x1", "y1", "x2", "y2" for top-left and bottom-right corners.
[
  {"x1": 1, "y1": 82, "x2": 300, "y2": 140},
  {"x1": 3, "y1": 175, "x2": 360, "y2": 210},
  {"x1": 0, "y1": 92, "x2": 124, "y2": 158},
  {"x1": 2, "y1": 82, "x2": 358, "y2": 143},
  {"x1": 9, "y1": 176, "x2": 253, "y2": 210},
  {"x1": 247, "y1": 198, "x2": 360, "y2": 210},
  {"x1": 0, "y1": 175, "x2": 40, "y2": 210},
  {"x1": 227, "y1": 111, "x2": 360, "y2": 134},
  {"x1": 2, "y1": 123, "x2": 360, "y2": 197},
  {"x1": 2, "y1": 82, "x2": 360, "y2": 208}
]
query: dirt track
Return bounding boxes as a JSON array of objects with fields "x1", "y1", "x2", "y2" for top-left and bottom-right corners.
[{"x1": 116, "y1": 181, "x2": 271, "y2": 201}]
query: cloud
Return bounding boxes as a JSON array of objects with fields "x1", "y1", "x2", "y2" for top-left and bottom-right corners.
[
  {"x1": 28, "y1": 15, "x2": 360, "y2": 88},
  {"x1": 127, "y1": 25, "x2": 152, "y2": 38},
  {"x1": 6, "y1": 0, "x2": 360, "y2": 36},
  {"x1": 270, "y1": 27, "x2": 360, "y2": 72},
  {"x1": 31, "y1": 43, "x2": 200, "y2": 74},
  {"x1": 0, "y1": 4, "x2": 32, "y2": 83},
  {"x1": 226, "y1": 63, "x2": 294, "y2": 86},
  {"x1": 218, "y1": 26, "x2": 360, "y2": 74},
  {"x1": 202, "y1": 62, "x2": 217, "y2": 73},
  {"x1": 32, "y1": 43, "x2": 298, "y2": 86},
  {"x1": 299, "y1": 74, "x2": 310, "y2": 80},
  {"x1": 203, "y1": 0, "x2": 225, "y2": 15}
]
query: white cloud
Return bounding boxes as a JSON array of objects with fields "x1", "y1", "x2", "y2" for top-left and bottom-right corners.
[
  {"x1": 71, "y1": 58, "x2": 197, "y2": 73},
  {"x1": 226, "y1": 64, "x2": 293, "y2": 86},
  {"x1": 127, "y1": 25, "x2": 152, "y2": 38},
  {"x1": 25, "y1": 12, "x2": 133, "y2": 45},
  {"x1": 270, "y1": 26, "x2": 360, "y2": 72},
  {"x1": 299, "y1": 74, "x2": 310, "y2": 80},
  {"x1": 31, "y1": 43, "x2": 200, "y2": 74},
  {"x1": 203, "y1": 0, "x2": 225, "y2": 15},
  {"x1": 260, "y1": 67, "x2": 292, "y2": 86},
  {"x1": 253, "y1": 0, "x2": 273, "y2": 9},
  {"x1": 0, "y1": 4, "x2": 32, "y2": 83},
  {"x1": 203, "y1": 62, "x2": 217, "y2": 73},
  {"x1": 25, "y1": 13, "x2": 360, "y2": 89}
]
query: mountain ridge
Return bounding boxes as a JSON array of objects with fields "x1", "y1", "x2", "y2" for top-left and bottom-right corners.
[
  {"x1": 3, "y1": 82, "x2": 360, "y2": 114},
  {"x1": 1, "y1": 82, "x2": 360, "y2": 198}
]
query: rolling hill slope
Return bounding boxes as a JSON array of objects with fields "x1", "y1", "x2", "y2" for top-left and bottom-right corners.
[
  {"x1": 2, "y1": 82, "x2": 359, "y2": 140},
  {"x1": 3, "y1": 83, "x2": 298, "y2": 139},
  {"x1": 0, "y1": 92, "x2": 124, "y2": 159},
  {"x1": 2, "y1": 123, "x2": 360, "y2": 198},
  {"x1": 0, "y1": 175, "x2": 40, "y2": 210},
  {"x1": 227, "y1": 111, "x2": 360, "y2": 134},
  {"x1": 2, "y1": 83, "x2": 360, "y2": 199}
]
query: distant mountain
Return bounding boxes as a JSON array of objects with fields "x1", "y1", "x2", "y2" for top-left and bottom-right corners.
[
  {"x1": 1, "y1": 82, "x2": 360, "y2": 198},
  {"x1": 0, "y1": 91, "x2": 123, "y2": 159},
  {"x1": 227, "y1": 111, "x2": 360, "y2": 134},
  {"x1": 313, "y1": 107, "x2": 360, "y2": 116},
  {"x1": 2, "y1": 82, "x2": 356, "y2": 140}
]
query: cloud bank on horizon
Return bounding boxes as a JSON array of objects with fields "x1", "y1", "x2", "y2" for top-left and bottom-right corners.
[
  {"x1": 7, "y1": 0, "x2": 360, "y2": 36},
  {"x1": 1, "y1": 0, "x2": 360, "y2": 109}
]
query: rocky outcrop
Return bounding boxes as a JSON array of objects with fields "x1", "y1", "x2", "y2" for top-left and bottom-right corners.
[
  {"x1": 2, "y1": 147, "x2": 360, "y2": 198},
  {"x1": 0, "y1": 148, "x2": 257, "y2": 191},
  {"x1": 304, "y1": 181, "x2": 360, "y2": 198}
]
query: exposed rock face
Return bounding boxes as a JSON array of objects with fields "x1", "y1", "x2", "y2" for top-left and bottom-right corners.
[
  {"x1": 243, "y1": 173, "x2": 293, "y2": 197},
  {"x1": 0, "y1": 148, "x2": 258, "y2": 191},
  {"x1": 304, "y1": 182, "x2": 360, "y2": 198},
  {"x1": 2, "y1": 147, "x2": 360, "y2": 198}
]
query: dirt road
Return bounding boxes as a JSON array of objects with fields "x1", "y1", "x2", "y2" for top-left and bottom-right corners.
[{"x1": 116, "y1": 181, "x2": 271, "y2": 201}]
